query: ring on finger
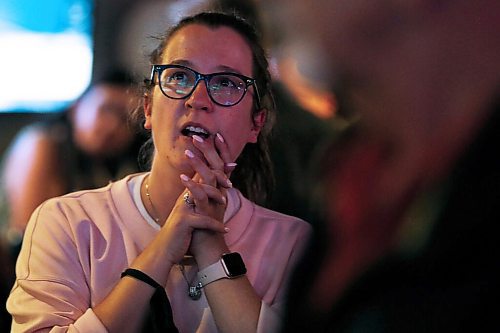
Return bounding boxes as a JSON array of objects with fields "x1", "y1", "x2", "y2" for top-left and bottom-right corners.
[{"x1": 183, "y1": 192, "x2": 196, "y2": 208}]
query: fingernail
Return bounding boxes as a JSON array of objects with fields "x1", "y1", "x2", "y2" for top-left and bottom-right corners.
[
  {"x1": 216, "y1": 133, "x2": 224, "y2": 143},
  {"x1": 185, "y1": 149, "x2": 195, "y2": 158},
  {"x1": 226, "y1": 179, "x2": 233, "y2": 187},
  {"x1": 225, "y1": 162, "x2": 237, "y2": 168},
  {"x1": 192, "y1": 135, "x2": 204, "y2": 143},
  {"x1": 180, "y1": 174, "x2": 190, "y2": 182},
  {"x1": 224, "y1": 227, "x2": 230, "y2": 232}
]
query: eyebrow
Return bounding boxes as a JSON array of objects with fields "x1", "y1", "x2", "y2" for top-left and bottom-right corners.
[{"x1": 169, "y1": 59, "x2": 245, "y2": 75}]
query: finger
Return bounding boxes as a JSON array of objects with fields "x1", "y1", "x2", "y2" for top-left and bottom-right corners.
[
  {"x1": 192, "y1": 169, "x2": 233, "y2": 189},
  {"x1": 213, "y1": 169, "x2": 233, "y2": 188},
  {"x1": 185, "y1": 149, "x2": 217, "y2": 186},
  {"x1": 224, "y1": 162, "x2": 237, "y2": 175},
  {"x1": 188, "y1": 214, "x2": 228, "y2": 234},
  {"x1": 215, "y1": 133, "x2": 237, "y2": 176},
  {"x1": 185, "y1": 149, "x2": 231, "y2": 188},
  {"x1": 180, "y1": 174, "x2": 226, "y2": 221},
  {"x1": 214, "y1": 133, "x2": 231, "y2": 164},
  {"x1": 192, "y1": 134, "x2": 224, "y2": 171},
  {"x1": 192, "y1": 169, "x2": 232, "y2": 189},
  {"x1": 180, "y1": 174, "x2": 226, "y2": 206},
  {"x1": 169, "y1": 201, "x2": 228, "y2": 234}
]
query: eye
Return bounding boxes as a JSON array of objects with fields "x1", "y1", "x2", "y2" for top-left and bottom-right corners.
[
  {"x1": 159, "y1": 68, "x2": 195, "y2": 96},
  {"x1": 219, "y1": 77, "x2": 237, "y2": 88},
  {"x1": 211, "y1": 75, "x2": 244, "y2": 92},
  {"x1": 167, "y1": 71, "x2": 189, "y2": 84}
]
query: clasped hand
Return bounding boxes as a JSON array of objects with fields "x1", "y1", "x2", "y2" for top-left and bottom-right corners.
[{"x1": 161, "y1": 133, "x2": 235, "y2": 266}]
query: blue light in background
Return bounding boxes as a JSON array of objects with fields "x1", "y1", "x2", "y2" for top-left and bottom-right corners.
[{"x1": 0, "y1": 0, "x2": 93, "y2": 112}]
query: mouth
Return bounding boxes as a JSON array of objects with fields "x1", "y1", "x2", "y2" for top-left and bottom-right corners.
[{"x1": 181, "y1": 124, "x2": 211, "y2": 140}]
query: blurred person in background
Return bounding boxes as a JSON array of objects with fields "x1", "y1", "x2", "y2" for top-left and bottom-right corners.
[
  {"x1": 0, "y1": 68, "x2": 144, "y2": 259},
  {"x1": 268, "y1": 0, "x2": 500, "y2": 331}
]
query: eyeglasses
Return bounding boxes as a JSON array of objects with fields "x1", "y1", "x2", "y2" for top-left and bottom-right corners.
[{"x1": 149, "y1": 64, "x2": 261, "y2": 108}]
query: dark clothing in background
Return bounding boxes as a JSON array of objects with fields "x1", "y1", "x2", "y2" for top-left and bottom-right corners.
[
  {"x1": 283, "y1": 98, "x2": 500, "y2": 332},
  {"x1": 0, "y1": 243, "x2": 14, "y2": 332},
  {"x1": 267, "y1": 83, "x2": 334, "y2": 225}
]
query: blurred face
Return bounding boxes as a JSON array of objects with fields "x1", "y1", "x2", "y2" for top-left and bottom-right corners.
[
  {"x1": 274, "y1": 0, "x2": 432, "y2": 137},
  {"x1": 144, "y1": 24, "x2": 263, "y2": 175},
  {"x1": 276, "y1": 0, "x2": 399, "y2": 79},
  {"x1": 72, "y1": 84, "x2": 136, "y2": 157}
]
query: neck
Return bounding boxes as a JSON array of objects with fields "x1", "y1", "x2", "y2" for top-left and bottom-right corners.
[{"x1": 142, "y1": 167, "x2": 185, "y2": 226}]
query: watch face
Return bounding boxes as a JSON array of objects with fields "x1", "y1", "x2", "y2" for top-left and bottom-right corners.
[{"x1": 222, "y1": 252, "x2": 247, "y2": 277}]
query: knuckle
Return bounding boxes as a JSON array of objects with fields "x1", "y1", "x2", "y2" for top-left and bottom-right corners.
[
  {"x1": 213, "y1": 160, "x2": 224, "y2": 171},
  {"x1": 205, "y1": 173, "x2": 216, "y2": 185}
]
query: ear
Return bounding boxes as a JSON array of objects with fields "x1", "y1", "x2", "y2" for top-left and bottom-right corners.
[
  {"x1": 249, "y1": 109, "x2": 266, "y2": 143},
  {"x1": 143, "y1": 93, "x2": 153, "y2": 130}
]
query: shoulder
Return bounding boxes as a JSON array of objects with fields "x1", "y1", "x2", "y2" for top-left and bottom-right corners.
[
  {"x1": 31, "y1": 174, "x2": 140, "y2": 227},
  {"x1": 2, "y1": 123, "x2": 66, "y2": 193},
  {"x1": 30, "y1": 184, "x2": 114, "y2": 229},
  {"x1": 255, "y1": 203, "x2": 312, "y2": 241},
  {"x1": 238, "y1": 191, "x2": 312, "y2": 240},
  {"x1": 254, "y1": 203, "x2": 309, "y2": 227},
  {"x1": 20, "y1": 179, "x2": 126, "y2": 262},
  {"x1": 4, "y1": 122, "x2": 60, "y2": 168},
  {"x1": 8, "y1": 123, "x2": 55, "y2": 152}
]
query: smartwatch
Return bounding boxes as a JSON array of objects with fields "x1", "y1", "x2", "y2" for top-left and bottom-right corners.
[{"x1": 197, "y1": 252, "x2": 247, "y2": 287}]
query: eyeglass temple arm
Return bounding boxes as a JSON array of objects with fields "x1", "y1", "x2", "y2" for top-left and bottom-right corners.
[
  {"x1": 253, "y1": 82, "x2": 262, "y2": 109},
  {"x1": 145, "y1": 66, "x2": 158, "y2": 85}
]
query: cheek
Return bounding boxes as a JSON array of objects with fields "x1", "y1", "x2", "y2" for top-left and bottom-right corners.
[
  {"x1": 149, "y1": 99, "x2": 182, "y2": 146},
  {"x1": 229, "y1": 133, "x2": 248, "y2": 156},
  {"x1": 75, "y1": 108, "x2": 98, "y2": 133},
  {"x1": 222, "y1": 117, "x2": 256, "y2": 159},
  {"x1": 149, "y1": 96, "x2": 176, "y2": 128}
]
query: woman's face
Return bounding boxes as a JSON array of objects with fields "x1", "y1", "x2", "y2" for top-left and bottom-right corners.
[
  {"x1": 144, "y1": 24, "x2": 263, "y2": 175},
  {"x1": 73, "y1": 84, "x2": 136, "y2": 157}
]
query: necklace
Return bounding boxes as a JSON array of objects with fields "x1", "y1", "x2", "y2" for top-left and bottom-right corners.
[
  {"x1": 145, "y1": 175, "x2": 202, "y2": 301},
  {"x1": 178, "y1": 263, "x2": 202, "y2": 300},
  {"x1": 144, "y1": 175, "x2": 160, "y2": 223}
]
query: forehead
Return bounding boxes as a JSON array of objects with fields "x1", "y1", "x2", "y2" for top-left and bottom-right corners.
[{"x1": 161, "y1": 24, "x2": 253, "y2": 76}]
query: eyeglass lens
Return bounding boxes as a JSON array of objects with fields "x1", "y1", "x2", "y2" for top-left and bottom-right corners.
[{"x1": 159, "y1": 67, "x2": 248, "y2": 106}]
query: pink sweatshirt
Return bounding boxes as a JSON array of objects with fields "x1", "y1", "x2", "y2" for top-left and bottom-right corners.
[{"x1": 7, "y1": 174, "x2": 311, "y2": 332}]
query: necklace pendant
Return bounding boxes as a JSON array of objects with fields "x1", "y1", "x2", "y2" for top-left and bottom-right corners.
[{"x1": 188, "y1": 285, "x2": 202, "y2": 300}]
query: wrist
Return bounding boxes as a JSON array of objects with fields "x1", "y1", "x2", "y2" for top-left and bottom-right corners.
[
  {"x1": 194, "y1": 246, "x2": 228, "y2": 270},
  {"x1": 191, "y1": 231, "x2": 228, "y2": 268},
  {"x1": 197, "y1": 252, "x2": 247, "y2": 287}
]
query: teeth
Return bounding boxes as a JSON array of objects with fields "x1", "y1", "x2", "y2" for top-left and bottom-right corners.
[{"x1": 185, "y1": 126, "x2": 209, "y2": 135}]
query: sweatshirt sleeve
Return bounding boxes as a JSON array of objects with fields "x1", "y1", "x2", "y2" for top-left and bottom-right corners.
[
  {"x1": 257, "y1": 301, "x2": 282, "y2": 333},
  {"x1": 256, "y1": 220, "x2": 313, "y2": 333},
  {"x1": 7, "y1": 199, "x2": 107, "y2": 333}
]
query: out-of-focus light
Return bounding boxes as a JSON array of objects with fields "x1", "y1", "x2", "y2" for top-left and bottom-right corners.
[
  {"x1": 0, "y1": 0, "x2": 92, "y2": 112},
  {"x1": 0, "y1": 31, "x2": 92, "y2": 111}
]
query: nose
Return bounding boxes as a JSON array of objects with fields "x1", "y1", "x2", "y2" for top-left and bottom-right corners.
[{"x1": 185, "y1": 79, "x2": 213, "y2": 112}]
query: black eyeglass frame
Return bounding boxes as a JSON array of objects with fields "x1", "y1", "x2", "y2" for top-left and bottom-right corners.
[{"x1": 149, "y1": 64, "x2": 262, "y2": 108}]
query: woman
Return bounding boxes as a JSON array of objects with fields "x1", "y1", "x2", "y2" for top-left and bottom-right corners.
[
  {"x1": 1, "y1": 68, "x2": 142, "y2": 258},
  {"x1": 7, "y1": 12, "x2": 311, "y2": 333}
]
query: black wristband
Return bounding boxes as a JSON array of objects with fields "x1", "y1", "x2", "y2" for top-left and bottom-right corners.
[
  {"x1": 121, "y1": 268, "x2": 162, "y2": 290},
  {"x1": 121, "y1": 268, "x2": 179, "y2": 332}
]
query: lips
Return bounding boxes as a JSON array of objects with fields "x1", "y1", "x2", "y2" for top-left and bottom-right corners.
[{"x1": 181, "y1": 124, "x2": 211, "y2": 139}]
